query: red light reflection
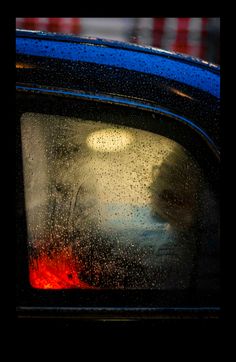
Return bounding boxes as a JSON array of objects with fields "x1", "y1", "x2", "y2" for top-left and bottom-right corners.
[{"x1": 29, "y1": 245, "x2": 94, "y2": 289}]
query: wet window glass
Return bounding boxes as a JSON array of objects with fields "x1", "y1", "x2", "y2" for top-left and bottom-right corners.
[{"x1": 20, "y1": 112, "x2": 219, "y2": 290}]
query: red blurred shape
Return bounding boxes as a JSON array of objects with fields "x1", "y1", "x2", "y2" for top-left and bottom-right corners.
[{"x1": 29, "y1": 247, "x2": 94, "y2": 289}]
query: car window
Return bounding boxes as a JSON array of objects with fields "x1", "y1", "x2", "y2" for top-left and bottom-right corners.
[{"x1": 20, "y1": 112, "x2": 219, "y2": 290}]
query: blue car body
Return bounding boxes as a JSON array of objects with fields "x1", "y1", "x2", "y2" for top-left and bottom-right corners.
[
  {"x1": 16, "y1": 29, "x2": 220, "y2": 321},
  {"x1": 16, "y1": 29, "x2": 220, "y2": 155}
]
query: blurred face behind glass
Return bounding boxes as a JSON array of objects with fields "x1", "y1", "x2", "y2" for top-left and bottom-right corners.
[{"x1": 150, "y1": 145, "x2": 204, "y2": 232}]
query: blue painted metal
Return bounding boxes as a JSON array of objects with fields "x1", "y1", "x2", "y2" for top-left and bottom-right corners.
[
  {"x1": 16, "y1": 35, "x2": 219, "y2": 98},
  {"x1": 16, "y1": 29, "x2": 220, "y2": 150},
  {"x1": 16, "y1": 29, "x2": 220, "y2": 71}
]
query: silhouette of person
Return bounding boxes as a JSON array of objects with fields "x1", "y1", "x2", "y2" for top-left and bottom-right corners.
[{"x1": 148, "y1": 144, "x2": 206, "y2": 289}]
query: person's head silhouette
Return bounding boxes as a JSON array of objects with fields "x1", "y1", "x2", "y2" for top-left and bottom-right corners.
[{"x1": 150, "y1": 145, "x2": 204, "y2": 232}]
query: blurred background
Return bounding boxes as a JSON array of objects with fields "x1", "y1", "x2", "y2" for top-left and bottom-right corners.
[{"x1": 16, "y1": 17, "x2": 220, "y2": 64}]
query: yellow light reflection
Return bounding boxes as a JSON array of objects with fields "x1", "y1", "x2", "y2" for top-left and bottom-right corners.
[
  {"x1": 170, "y1": 88, "x2": 193, "y2": 100},
  {"x1": 16, "y1": 62, "x2": 35, "y2": 69},
  {"x1": 86, "y1": 128, "x2": 134, "y2": 152}
]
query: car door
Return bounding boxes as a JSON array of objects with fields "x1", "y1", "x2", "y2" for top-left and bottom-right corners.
[{"x1": 16, "y1": 30, "x2": 220, "y2": 320}]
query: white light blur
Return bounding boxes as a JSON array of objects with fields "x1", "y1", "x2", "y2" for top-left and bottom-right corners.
[{"x1": 86, "y1": 128, "x2": 134, "y2": 152}]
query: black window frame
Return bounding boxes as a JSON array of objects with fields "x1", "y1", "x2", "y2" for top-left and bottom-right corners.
[{"x1": 16, "y1": 90, "x2": 220, "y2": 320}]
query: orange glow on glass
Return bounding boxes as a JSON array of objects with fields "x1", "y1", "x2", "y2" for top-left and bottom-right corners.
[{"x1": 29, "y1": 246, "x2": 95, "y2": 289}]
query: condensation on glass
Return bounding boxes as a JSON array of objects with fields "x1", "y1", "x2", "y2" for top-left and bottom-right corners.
[{"x1": 20, "y1": 112, "x2": 218, "y2": 290}]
